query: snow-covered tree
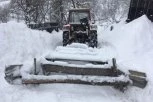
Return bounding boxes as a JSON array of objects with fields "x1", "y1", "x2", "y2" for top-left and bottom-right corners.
[{"x1": 0, "y1": 0, "x2": 131, "y2": 27}]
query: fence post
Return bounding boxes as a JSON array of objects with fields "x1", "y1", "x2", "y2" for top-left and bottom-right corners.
[{"x1": 34, "y1": 58, "x2": 37, "y2": 75}]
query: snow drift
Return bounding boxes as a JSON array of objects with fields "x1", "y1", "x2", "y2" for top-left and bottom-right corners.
[
  {"x1": 100, "y1": 15, "x2": 153, "y2": 102},
  {"x1": 101, "y1": 15, "x2": 153, "y2": 71},
  {"x1": 0, "y1": 15, "x2": 153, "y2": 102},
  {"x1": 0, "y1": 21, "x2": 62, "y2": 68}
]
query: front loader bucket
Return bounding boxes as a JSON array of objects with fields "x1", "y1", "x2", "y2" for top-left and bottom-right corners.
[{"x1": 129, "y1": 70, "x2": 147, "y2": 88}]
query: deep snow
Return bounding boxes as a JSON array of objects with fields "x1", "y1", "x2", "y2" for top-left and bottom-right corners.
[
  {"x1": 0, "y1": 15, "x2": 153, "y2": 102},
  {"x1": 0, "y1": 21, "x2": 62, "y2": 67}
]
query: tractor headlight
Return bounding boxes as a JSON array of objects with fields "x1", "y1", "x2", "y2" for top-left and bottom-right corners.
[
  {"x1": 90, "y1": 25, "x2": 97, "y2": 30},
  {"x1": 63, "y1": 25, "x2": 70, "y2": 31}
]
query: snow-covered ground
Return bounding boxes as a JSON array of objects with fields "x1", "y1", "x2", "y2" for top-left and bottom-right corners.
[{"x1": 0, "y1": 15, "x2": 153, "y2": 102}]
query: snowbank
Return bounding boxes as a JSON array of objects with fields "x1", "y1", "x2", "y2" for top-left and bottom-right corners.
[
  {"x1": 0, "y1": 21, "x2": 62, "y2": 70},
  {"x1": 99, "y1": 15, "x2": 153, "y2": 102},
  {"x1": 101, "y1": 15, "x2": 153, "y2": 71}
]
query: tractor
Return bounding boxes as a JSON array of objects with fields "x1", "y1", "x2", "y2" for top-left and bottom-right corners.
[{"x1": 63, "y1": 8, "x2": 97, "y2": 48}]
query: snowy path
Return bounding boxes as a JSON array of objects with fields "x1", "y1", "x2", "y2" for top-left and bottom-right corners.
[
  {"x1": 0, "y1": 80, "x2": 142, "y2": 102},
  {"x1": 0, "y1": 16, "x2": 153, "y2": 102}
]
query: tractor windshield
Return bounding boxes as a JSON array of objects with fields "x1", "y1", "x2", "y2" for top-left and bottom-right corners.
[{"x1": 69, "y1": 11, "x2": 89, "y2": 23}]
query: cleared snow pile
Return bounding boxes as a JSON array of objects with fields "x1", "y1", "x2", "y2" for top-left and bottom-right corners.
[
  {"x1": 99, "y1": 15, "x2": 153, "y2": 102},
  {"x1": 0, "y1": 21, "x2": 62, "y2": 69},
  {"x1": 46, "y1": 43, "x2": 116, "y2": 62},
  {"x1": 101, "y1": 15, "x2": 153, "y2": 73}
]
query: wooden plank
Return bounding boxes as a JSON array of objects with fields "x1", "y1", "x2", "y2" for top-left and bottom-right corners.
[
  {"x1": 129, "y1": 75, "x2": 147, "y2": 88},
  {"x1": 42, "y1": 64, "x2": 123, "y2": 76},
  {"x1": 129, "y1": 70, "x2": 146, "y2": 77},
  {"x1": 34, "y1": 58, "x2": 37, "y2": 75},
  {"x1": 5, "y1": 65, "x2": 23, "y2": 76},
  {"x1": 46, "y1": 58, "x2": 108, "y2": 65},
  {"x1": 22, "y1": 78, "x2": 129, "y2": 87},
  {"x1": 5, "y1": 65, "x2": 23, "y2": 84}
]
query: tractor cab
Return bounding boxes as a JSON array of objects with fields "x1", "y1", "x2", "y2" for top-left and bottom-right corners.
[
  {"x1": 63, "y1": 8, "x2": 97, "y2": 48},
  {"x1": 68, "y1": 8, "x2": 91, "y2": 24}
]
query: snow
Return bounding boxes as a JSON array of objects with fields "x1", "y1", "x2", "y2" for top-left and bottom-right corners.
[
  {"x1": 101, "y1": 15, "x2": 153, "y2": 75},
  {"x1": 46, "y1": 43, "x2": 116, "y2": 62},
  {"x1": 0, "y1": 0, "x2": 10, "y2": 7},
  {"x1": 23, "y1": 74, "x2": 129, "y2": 83},
  {"x1": 42, "y1": 60, "x2": 111, "y2": 69},
  {"x1": 0, "y1": 15, "x2": 153, "y2": 102},
  {"x1": 0, "y1": 21, "x2": 62, "y2": 66}
]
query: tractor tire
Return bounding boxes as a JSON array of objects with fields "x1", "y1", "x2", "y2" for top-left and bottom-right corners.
[
  {"x1": 63, "y1": 31, "x2": 69, "y2": 46},
  {"x1": 89, "y1": 31, "x2": 97, "y2": 48}
]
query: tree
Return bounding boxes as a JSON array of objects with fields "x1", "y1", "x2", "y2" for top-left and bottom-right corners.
[
  {"x1": 0, "y1": 5, "x2": 10, "y2": 23},
  {"x1": 10, "y1": 0, "x2": 50, "y2": 24},
  {"x1": 0, "y1": 0, "x2": 131, "y2": 28}
]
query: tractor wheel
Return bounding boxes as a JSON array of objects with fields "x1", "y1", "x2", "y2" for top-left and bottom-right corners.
[
  {"x1": 89, "y1": 31, "x2": 97, "y2": 48},
  {"x1": 63, "y1": 31, "x2": 69, "y2": 46}
]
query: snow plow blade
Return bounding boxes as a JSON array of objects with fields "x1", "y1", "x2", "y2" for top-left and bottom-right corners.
[
  {"x1": 21, "y1": 59, "x2": 130, "y2": 90},
  {"x1": 4, "y1": 58, "x2": 148, "y2": 90}
]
